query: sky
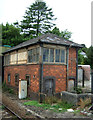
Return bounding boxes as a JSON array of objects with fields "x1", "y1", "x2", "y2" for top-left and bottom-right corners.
[{"x1": 0, "y1": 0, "x2": 92, "y2": 47}]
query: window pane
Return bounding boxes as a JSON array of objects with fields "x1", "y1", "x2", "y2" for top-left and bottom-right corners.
[
  {"x1": 55, "y1": 49, "x2": 60, "y2": 62},
  {"x1": 36, "y1": 48, "x2": 39, "y2": 62},
  {"x1": 33, "y1": 49, "x2": 36, "y2": 62},
  {"x1": 50, "y1": 49, "x2": 54, "y2": 62},
  {"x1": 8, "y1": 74, "x2": 10, "y2": 82},
  {"x1": 43, "y1": 48, "x2": 49, "y2": 62},
  {"x1": 61, "y1": 50, "x2": 65, "y2": 63},
  {"x1": 28, "y1": 50, "x2": 33, "y2": 62}
]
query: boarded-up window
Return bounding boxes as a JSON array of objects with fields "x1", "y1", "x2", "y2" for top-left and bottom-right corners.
[
  {"x1": 55, "y1": 49, "x2": 60, "y2": 62},
  {"x1": 8, "y1": 74, "x2": 10, "y2": 83},
  {"x1": 50, "y1": 49, "x2": 54, "y2": 62},
  {"x1": 43, "y1": 48, "x2": 49, "y2": 62},
  {"x1": 5, "y1": 55, "x2": 10, "y2": 65},
  {"x1": 15, "y1": 74, "x2": 19, "y2": 83}
]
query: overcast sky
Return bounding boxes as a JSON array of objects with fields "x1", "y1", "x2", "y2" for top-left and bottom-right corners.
[{"x1": 0, "y1": 0, "x2": 92, "y2": 47}]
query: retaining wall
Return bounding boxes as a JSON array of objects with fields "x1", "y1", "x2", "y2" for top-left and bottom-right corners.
[{"x1": 61, "y1": 91, "x2": 93, "y2": 105}]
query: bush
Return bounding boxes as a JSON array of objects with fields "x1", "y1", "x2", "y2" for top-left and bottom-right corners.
[{"x1": 74, "y1": 87, "x2": 83, "y2": 94}]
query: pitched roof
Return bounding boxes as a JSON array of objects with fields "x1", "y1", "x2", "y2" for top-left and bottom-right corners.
[{"x1": 3, "y1": 33, "x2": 83, "y2": 54}]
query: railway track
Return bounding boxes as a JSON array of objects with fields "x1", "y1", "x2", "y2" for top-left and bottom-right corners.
[{"x1": 0, "y1": 102, "x2": 23, "y2": 120}]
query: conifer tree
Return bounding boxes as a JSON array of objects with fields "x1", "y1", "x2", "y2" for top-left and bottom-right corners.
[{"x1": 20, "y1": 0, "x2": 56, "y2": 37}]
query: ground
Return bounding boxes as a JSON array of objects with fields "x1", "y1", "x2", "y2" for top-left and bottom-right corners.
[{"x1": 1, "y1": 90, "x2": 93, "y2": 119}]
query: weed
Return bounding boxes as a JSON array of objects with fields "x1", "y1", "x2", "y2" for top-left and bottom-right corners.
[
  {"x1": 73, "y1": 109, "x2": 81, "y2": 115},
  {"x1": 0, "y1": 105, "x2": 5, "y2": 109},
  {"x1": 2, "y1": 81, "x2": 14, "y2": 94},
  {"x1": 44, "y1": 96, "x2": 58, "y2": 105},
  {"x1": 24, "y1": 100, "x2": 51, "y2": 109},
  {"x1": 74, "y1": 87, "x2": 83, "y2": 94},
  {"x1": 24, "y1": 99, "x2": 74, "y2": 113},
  {"x1": 58, "y1": 100, "x2": 74, "y2": 109}
]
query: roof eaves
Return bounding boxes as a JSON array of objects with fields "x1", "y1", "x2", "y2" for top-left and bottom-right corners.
[{"x1": 2, "y1": 41, "x2": 39, "y2": 54}]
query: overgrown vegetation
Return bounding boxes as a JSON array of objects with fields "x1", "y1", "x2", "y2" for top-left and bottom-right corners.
[
  {"x1": 24, "y1": 96, "x2": 74, "y2": 112},
  {"x1": 0, "y1": 105, "x2": 5, "y2": 110},
  {"x1": 43, "y1": 96, "x2": 58, "y2": 104},
  {"x1": 74, "y1": 87, "x2": 83, "y2": 94},
  {"x1": 2, "y1": 82, "x2": 14, "y2": 94}
]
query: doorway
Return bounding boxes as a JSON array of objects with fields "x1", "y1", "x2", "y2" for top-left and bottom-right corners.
[
  {"x1": 44, "y1": 78, "x2": 55, "y2": 96},
  {"x1": 25, "y1": 74, "x2": 30, "y2": 96}
]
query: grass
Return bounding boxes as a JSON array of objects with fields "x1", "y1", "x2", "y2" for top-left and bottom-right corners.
[
  {"x1": 0, "y1": 105, "x2": 5, "y2": 109},
  {"x1": 23, "y1": 99, "x2": 74, "y2": 112}
]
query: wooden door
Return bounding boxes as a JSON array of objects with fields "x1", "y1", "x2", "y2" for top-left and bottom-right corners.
[{"x1": 45, "y1": 79, "x2": 54, "y2": 96}]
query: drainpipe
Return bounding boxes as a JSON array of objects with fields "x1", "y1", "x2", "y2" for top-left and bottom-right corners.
[
  {"x1": 91, "y1": 69, "x2": 93, "y2": 103},
  {"x1": 66, "y1": 47, "x2": 69, "y2": 91},
  {"x1": 39, "y1": 43, "x2": 43, "y2": 103},
  {"x1": 75, "y1": 47, "x2": 78, "y2": 89}
]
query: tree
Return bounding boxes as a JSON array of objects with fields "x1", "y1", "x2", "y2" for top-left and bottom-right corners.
[
  {"x1": 86, "y1": 46, "x2": 93, "y2": 69},
  {"x1": 20, "y1": 0, "x2": 56, "y2": 37},
  {"x1": 51, "y1": 27, "x2": 61, "y2": 36},
  {"x1": 50, "y1": 27, "x2": 72, "y2": 40},
  {"x1": 78, "y1": 45, "x2": 88, "y2": 65},
  {"x1": 60, "y1": 29, "x2": 72, "y2": 40},
  {"x1": 2, "y1": 23, "x2": 23, "y2": 46}
]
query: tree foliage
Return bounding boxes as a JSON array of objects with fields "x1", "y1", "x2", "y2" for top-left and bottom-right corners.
[
  {"x1": 20, "y1": 0, "x2": 56, "y2": 37},
  {"x1": 51, "y1": 27, "x2": 72, "y2": 40},
  {"x1": 2, "y1": 23, "x2": 23, "y2": 46},
  {"x1": 86, "y1": 46, "x2": 93, "y2": 69},
  {"x1": 78, "y1": 45, "x2": 93, "y2": 69}
]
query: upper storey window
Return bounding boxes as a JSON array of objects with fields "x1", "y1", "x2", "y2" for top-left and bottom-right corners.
[
  {"x1": 28, "y1": 48, "x2": 39, "y2": 63},
  {"x1": 43, "y1": 47, "x2": 66, "y2": 63},
  {"x1": 43, "y1": 48, "x2": 49, "y2": 62},
  {"x1": 4, "y1": 55, "x2": 10, "y2": 65}
]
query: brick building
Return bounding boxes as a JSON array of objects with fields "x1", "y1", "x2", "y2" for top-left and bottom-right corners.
[{"x1": 3, "y1": 33, "x2": 82, "y2": 99}]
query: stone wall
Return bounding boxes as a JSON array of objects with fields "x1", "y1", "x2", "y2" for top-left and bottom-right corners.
[{"x1": 62, "y1": 91, "x2": 93, "y2": 105}]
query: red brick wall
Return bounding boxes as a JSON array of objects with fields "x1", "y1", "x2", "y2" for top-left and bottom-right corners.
[
  {"x1": 4, "y1": 65, "x2": 40, "y2": 93},
  {"x1": 4, "y1": 47, "x2": 77, "y2": 95},
  {"x1": 43, "y1": 65, "x2": 67, "y2": 93},
  {"x1": 68, "y1": 48, "x2": 76, "y2": 77}
]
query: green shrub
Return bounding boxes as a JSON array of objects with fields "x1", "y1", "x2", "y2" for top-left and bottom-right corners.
[
  {"x1": 74, "y1": 87, "x2": 83, "y2": 94},
  {"x1": 58, "y1": 100, "x2": 74, "y2": 109}
]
